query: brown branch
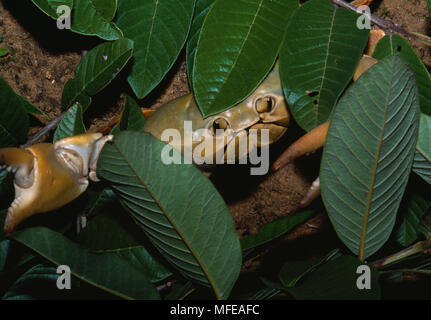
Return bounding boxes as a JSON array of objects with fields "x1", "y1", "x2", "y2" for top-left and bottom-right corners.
[
  {"x1": 331, "y1": 0, "x2": 431, "y2": 47},
  {"x1": 371, "y1": 237, "x2": 431, "y2": 269},
  {"x1": 22, "y1": 112, "x2": 64, "y2": 148}
]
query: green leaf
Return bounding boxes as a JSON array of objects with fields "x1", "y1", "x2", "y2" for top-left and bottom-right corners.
[
  {"x1": 249, "y1": 288, "x2": 281, "y2": 300},
  {"x1": 0, "y1": 47, "x2": 9, "y2": 57},
  {"x1": 81, "y1": 188, "x2": 117, "y2": 219},
  {"x1": 320, "y1": 55, "x2": 420, "y2": 259},
  {"x1": 193, "y1": 0, "x2": 298, "y2": 117},
  {"x1": 111, "y1": 95, "x2": 146, "y2": 134},
  {"x1": 419, "y1": 215, "x2": 431, "y2": 239},
  {"x1": 19, "y1": 98, "x2": 45, "y2": 116},
  {"x1": 32, "y1": 0, "x2": 73, "y2": 19},
  {"x1": 240, "y1": 208, "x2": 317, "y2": 251},
  {"x1": 62, "y1": 38, "x2": 134, "y2": 110},
  {"x1": 286, "y1": 256, "x2": 380, "y2": 300},
  {"x1": 164, "y1": 280, "x2": 195, "y2": 300},
  {"x1": 0, "y1": 78, "x2": 30, "y2": 147},
  {"x1": 2, "y1": 264, "x2": 61, "y2": 300},
  {"x1": 11, "y1": 227, "x2": 160, "y2": 300},
  {"x1": 278, "y1": 249, "x2": 341, "y2": 287},
  {"x1": 78, "y1": 212, "x2": 172, "y2": 283},
  {"x1": 396, "y1": 192, "x2": 431, "y2": 247},
  {"x1": 186, "y1": 0, "x2": 215, "y2": 91},
  {"x1": 53, "y1": 103, "x2": 86, "y2": 143},
  {"x1": 373, "y1": 35, "x2": 431, "y2": 116},
  {"x1": 97, "y1": 131, "x2": 242, "y2": 299},
  {"x1": 0, "y1": 240, "x2": 10, "y2": 273},
  {"x1": 413, "y1": 113, "x2": 431, "y2": 184},
  {"x1": 116, "y1": 0, "x2": 195, "y2": 99},
  {"x1": 91, "y1": 0, "x2": 118, "y2": 20},
  {"x1": 71, "y1": 0, "x2": 122, "y2": 40},
  {"x1": 280, "y1": 0, "x2": 369, "y2": 132}
]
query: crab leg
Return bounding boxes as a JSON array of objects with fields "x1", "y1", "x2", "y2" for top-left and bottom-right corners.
[
  {"x1": 270, "y1": 122, "x2": 328, "y2": 206},
  {"x1": 271, "y1": 121, "x2": 329, "y2": 172},
  {"x1": 350, "y1": 0, "x2": 374, "y2": 7},
  {"x1": 0, "y1": 148, "x2": 34, "y2": 172},
  {"x1": 0, "y1": 148, "x2": 35, "y2": 188},
  {"x1": 300, "y1": 177, "x2": 321, "y2": 208}
]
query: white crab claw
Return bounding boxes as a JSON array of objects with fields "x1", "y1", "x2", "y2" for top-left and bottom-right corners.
[{"x1": 1, "y1": 133, "x2": 111, "y2": 233}]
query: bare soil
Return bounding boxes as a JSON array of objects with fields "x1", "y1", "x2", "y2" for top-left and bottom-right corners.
[{"x1": 0, "y1": 0, "x2": 429, "y2": 273}]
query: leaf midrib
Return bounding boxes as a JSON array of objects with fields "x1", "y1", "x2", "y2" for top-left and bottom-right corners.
[
  {"x1": 198, "y1": 0, "x2": 265, "y2": 111},
  {"x1": 358, "y1": 61, "x2": 395, "y2": 260},
  {"x1": 316, "y1": 5, "x2": 337, "y2": 125},
  {"x1": 110, "y1": 141, "x2": 222, "y2": 299},
  {"x1": 13, "y1": 229, "x2": 136, "y2": 300},
  {"x1": 142, "y1": 0, "x2": 160, "y2": 73},
  {"x1": 416, "y1": 145, "x2": 431, "y2": 164},
  {"x1": 67, "y1": 41, "x2": 132, "y2": 107}
]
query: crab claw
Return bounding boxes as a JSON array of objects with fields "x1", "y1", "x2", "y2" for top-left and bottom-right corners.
[{"x1": 1, "y1": 133, "x2": 113, "y2": 234}]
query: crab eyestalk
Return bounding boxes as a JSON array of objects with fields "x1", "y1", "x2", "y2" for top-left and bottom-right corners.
[
  {"x1": 143, "y1": 62, "x2": 291, "y2": 166},
  {"x1": 0, "y1": 133, "x2": 113, "y2": 234}
]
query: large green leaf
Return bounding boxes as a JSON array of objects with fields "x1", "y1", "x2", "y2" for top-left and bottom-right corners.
[
  {"x1": 97, "y1": 131, "x2": 242, "y2": 299},
  {"x1": 373, "y1": 35, "x2": 431, "y2": 116},
  {"x1": 396, "y1": 192, "x2": 431, "y2": 247},
  {"x1": 286, "y1": 256, "x2": 380, "y2": 300},
  {"x1": 11, "y1": 227, "x2": 160, "y2": 300},
  {"x1": 91, "y1": 0, "x2": 118, "y2": 20},
  {"x1": 32, "y1": 0, "x2": 73, "y2": 19},
  {"x1": 0, "y1": 78, "x2": 29, "y2": 147},
  {"x1": 186, "y1": 0, "x2": 215, "y2": 91},
  {"x1": 53, "y1": 103, "x2": 86, "y2": 143},
  {"x1": 278, "y1": 249, "x2": 341, "y2": 287},
  {"x1": 116, "y1": 0, "x2": 195, "y2": 99},
  {"x1": 320, "y1": 55, "x2": 420, "y2": 259},
  {"x1": 193, "y1": 0, "x2": 298, "y2": 117},
  {"x1": 240, "y1": 208, "x2": 316, "y2": 251},
  {"x1": 280, "y1": 0, "x2": 369, "y2": 131},
  {"x1": 413, "y1": 113, "x2": 431, "y2": 184},
  {"x1": 2, "y1": 264, "x2": 62, "y2": 300},
  {"x1": 62, "y1": 38, "x2": 134, "y2": 110},
  {"x1": 81, "y1": 188, "x2": 117, "y2": 219},
  {"x1": 78, "y1": 212, "x2": 172, "y2": 283},
  {"x1": 71, "y1": 0, "x2": 122, "y2": 40}
]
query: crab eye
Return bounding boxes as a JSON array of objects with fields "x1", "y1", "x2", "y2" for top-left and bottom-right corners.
[
  {"x1": 211, "y1": 118, "x2": 229, "y2": 135},
  {"x1": 256, "y1": 96, "x2": 275, "y2": 113}
]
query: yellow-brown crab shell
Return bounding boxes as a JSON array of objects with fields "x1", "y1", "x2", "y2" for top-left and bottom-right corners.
[
  {"x1": 1, "y1": 133, "x2": 112, "y2": 233},
  {"x1": 144, "y1": 63, "x2": 290, "y2": 164}
]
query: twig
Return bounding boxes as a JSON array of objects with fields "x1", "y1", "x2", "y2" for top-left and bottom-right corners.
[
  {"x1": 371, "y1": 237, "x2": 431, "y2": 269},
  {"x1": 22, "y1": 112, "x2": 64, "y2": 148},
  {"x1": 331, "y1": 0, "x2": 431, "y2": 47}
]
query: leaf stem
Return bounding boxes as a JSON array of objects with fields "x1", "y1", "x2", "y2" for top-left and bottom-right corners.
[{"x1": 371, "y1": 237, "x2": 431, "y2": 269}]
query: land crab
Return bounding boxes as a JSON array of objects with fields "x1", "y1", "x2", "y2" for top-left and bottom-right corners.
[{"x1": 0, "y1": 25, "x2": 383, "y2": 233}]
